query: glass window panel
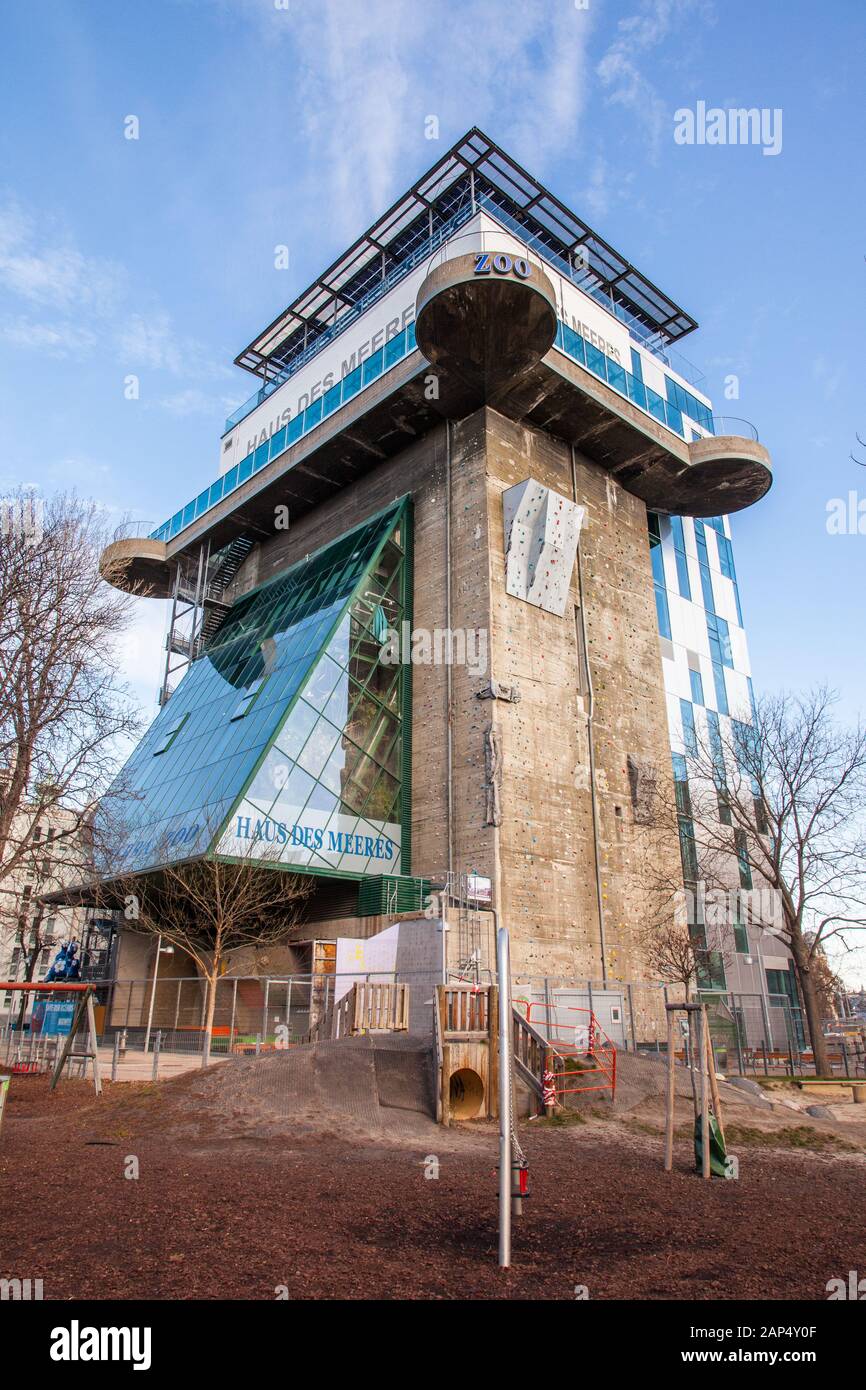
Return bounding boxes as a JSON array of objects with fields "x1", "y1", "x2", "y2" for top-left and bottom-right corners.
[
  {"x1": 296, "y1": 715, "x2": 341, "y2": 780},
  {"x1": 342, "y1": 364, "x2": 362, "y2": 400},
  {"x1": 302, "y1": 654, "x2": 345, "y2": 711},
  {"x1": 322, "y1": 382, "x2": 342, "y2": 418},
  {"x1": 585, "y1": 344, "x2": 606, "y2": 377},
  {"x1": 323, "y1": 614, "x2": 351, "y2": 669}
]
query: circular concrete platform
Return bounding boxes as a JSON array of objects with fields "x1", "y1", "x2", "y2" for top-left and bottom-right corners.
[
  {"x1": 669, "y1": 434, "x2": 773, "y2": 516},
  {"x1": 415, "y1": 250, "x2": 557, "y2": 416},
  {"x1": 99, "y1": 536, "x2": 172, "y2": 597}
]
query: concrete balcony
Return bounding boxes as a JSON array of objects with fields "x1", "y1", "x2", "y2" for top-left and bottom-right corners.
[
  {"x1": 99, "y1": 536, "x2": 172, "y2": 598},
  {"x1": 413, "y1": 252, "x2": 772, "y2": 517}
]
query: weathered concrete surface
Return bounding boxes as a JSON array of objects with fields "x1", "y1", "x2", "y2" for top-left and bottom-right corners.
[
  {"x1": 99, "y1": 536, "x2": 171, "y2": 597},
  {"x1": 415, "y1": 252, "x2": 557, "y2": 415}
]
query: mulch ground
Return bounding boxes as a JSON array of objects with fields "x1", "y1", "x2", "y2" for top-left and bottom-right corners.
[{"x1": 1, "y1": 1071, "x2": 864, "y2": 1301}]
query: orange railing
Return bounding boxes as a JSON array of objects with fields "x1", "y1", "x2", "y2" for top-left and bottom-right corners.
[{"x1": 520, "y1": 1002, "x2": 617, "y2": 1102}]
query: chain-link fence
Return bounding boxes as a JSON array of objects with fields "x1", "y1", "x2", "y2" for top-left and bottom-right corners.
[{"x1": 3, "y1": 968, "x2": 861, "y2": 1081}]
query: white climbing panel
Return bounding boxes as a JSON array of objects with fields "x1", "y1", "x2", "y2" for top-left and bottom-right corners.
[{"x1": 502, "y1": 478, "x2": 584, "y2": 617}]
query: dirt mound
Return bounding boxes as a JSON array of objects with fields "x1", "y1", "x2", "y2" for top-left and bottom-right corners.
[
  {"x1": 151, "y1": 1034, "x2": 439, "y2": 1142},
  {"x1": 611, "y1": 1050, "x2": 768, "y2": 1115}
]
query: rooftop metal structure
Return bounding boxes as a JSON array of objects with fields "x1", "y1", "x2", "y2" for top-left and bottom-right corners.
[{"x1": 235, "y1": 128, "x2": 699, "y2": 386}]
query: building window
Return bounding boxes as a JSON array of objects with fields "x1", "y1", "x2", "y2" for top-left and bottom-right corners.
[
  {"x1": 689, "y1": 667, "x2": 704, "y2": 706},
  {"x1": 670, "y1": 515, "x2": 691, "y2": 600},
  {"x1": 711, "y1": 662, "x2": 729, "y2": 716},
  {"x1": 654, "y1": 584, "x2": 672, "y2": 640},
  {"x1": 734, "y1": 828, "x2": 753, "y2": 890},
  {"x1": 230, "y1": 676, "x2": 268, "y2": 721},
  {"x1": 153, "y1": 712, "x2": 189, "y2": 755},
  {"x1": 680, "y1": 699, "x2": 697, "y2": 756}
]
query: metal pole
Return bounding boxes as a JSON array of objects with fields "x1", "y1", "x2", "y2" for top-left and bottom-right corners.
[
  {"x1": 151, "y1": 1030, "x2": 161, "y2": 1081},
  {"x1": 86, "y1": 990, "x2": 102, "y2": 1097},
  {"x1": 496, "y1": 925, "x2": 512, "y2": 1270},
  {"x1": 143, "y1": 935, "x2": 162, "y2": 1054},
  {"x1": 111, "y1": 1031, "x2": 120, "y2": 1083},
  {"x1": 229, "y1": 978, "x2": 238, "y2": 1054},
  {"x1": 664, "y1": 1008, "x2": 675, "y2": 1171},
  {"x1": 698, "y1": 1008, "x2": 710, "y2": 1180}
]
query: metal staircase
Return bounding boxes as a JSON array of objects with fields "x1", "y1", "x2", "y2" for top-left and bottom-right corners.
[{"x1": 159, "y1": 534, "x2": 254, "y2": 704}]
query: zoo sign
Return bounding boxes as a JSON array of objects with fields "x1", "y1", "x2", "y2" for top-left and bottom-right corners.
[{"x1": 474, "y1": 252, "x2": 531, "y2": 279}]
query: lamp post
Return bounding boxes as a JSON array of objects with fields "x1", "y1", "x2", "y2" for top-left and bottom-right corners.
[
  {"x1": 496, "y1": 922, "x2": 512, "y2": 1269},
  {"x1": 143, "y1": 937, "x2": 173, "y2": 1053}
]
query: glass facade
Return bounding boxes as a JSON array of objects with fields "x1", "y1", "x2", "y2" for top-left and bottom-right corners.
[
  {"x1": 151, "y1": 326, "x2": 418, "y2": 542},
  {"x1": 555, "y1": 321, "x2": 689, "y2": 438},
  {"x1": 99, "y1": 499, "x2": 412, "y2": 881}
]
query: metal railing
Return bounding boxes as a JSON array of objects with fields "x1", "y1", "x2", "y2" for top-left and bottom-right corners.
[
  {"x1": 223, "y1": 199, "x2": 479, "y2": 433},
  {"x1": 710, "y1": 415, "x2": 759, "y2": 441}
]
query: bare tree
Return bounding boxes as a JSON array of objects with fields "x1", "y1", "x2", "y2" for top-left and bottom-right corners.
[
  {"x1": 0, "y1": 490, "x2": 143, "y2": 896},
  {"x1": 637, "y1": 908, "x2": 732, "y2": 998},
  {"x1": 97, "y1": 829, "x2": 314, "y2": 1064},
  {"x1": 641, "y1": 687, "x2": 866, "y2": 1075}
]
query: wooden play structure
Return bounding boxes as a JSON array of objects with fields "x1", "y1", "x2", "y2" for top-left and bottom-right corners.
[{"x1": 434, "y1": 983, "x2": 499, "y2": 1123}]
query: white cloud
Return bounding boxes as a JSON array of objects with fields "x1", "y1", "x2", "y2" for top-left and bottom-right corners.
[
  {"x1": 596, "y1": 0, "x2": 711, "y2": 156},
  {"x1": 226, "y1": 0, "x2": 596, "y2": 242},
  {"x1": 0, "y1": 317, "x2": 98, "y2": 356},
  {"x1": 0, "y1": 199, "x2": 124, "y2": 313},
  {"x1": 157, "y1": 387, "x2": 239, "y2": 417},
  {"x1": 0, "y1": 196, "x2": 227, "y2": 385}
]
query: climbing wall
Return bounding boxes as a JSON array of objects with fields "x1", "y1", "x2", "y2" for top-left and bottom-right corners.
[
  {"x1": 483, "y1": 408, "x2": 682, "y2": 983},
  {"x1": 502, "y1": 478, "x2": 584, "y2": 617}
]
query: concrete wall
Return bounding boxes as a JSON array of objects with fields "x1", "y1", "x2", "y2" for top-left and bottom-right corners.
[{"x1": 228, "y1": 406, "x2": 681, "y2": 985}]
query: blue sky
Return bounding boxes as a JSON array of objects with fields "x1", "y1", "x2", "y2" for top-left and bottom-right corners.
[{"x1": 1, "y1": 1, "x2": 864, "y2": 968}]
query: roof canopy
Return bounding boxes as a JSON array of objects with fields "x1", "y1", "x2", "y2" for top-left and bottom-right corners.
[{"x1": 236, "y1": 128, "x2": 698, "y2": 383}]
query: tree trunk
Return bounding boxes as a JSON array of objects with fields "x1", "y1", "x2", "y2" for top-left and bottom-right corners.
[
  {"x1": 16, "y1": 931, "x2": 42, "y2": 1032},
  {"x1": 201, "y1": 970, "x2": 218, "y2": 1069},
  {"x1": 790, "y1": 934, "x2": 830, "y2": 1076}
]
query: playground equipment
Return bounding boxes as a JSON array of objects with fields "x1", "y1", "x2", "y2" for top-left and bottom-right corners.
[
  {"x1": 514, "y1": 999, "x2": 617, "y2": 1107},
  {"x1": 664, "y1": 1001, "x2": 726, "y2": 1179},
  {"x1": 434, "y1": 982, "x2": 498, "y2": 1123},
  {"x1": 0, "y1": 982, "x2": 102, "y2": 1095},
  {"x1": 44, "y1": 939, "x2": 82, "y2": 982}
]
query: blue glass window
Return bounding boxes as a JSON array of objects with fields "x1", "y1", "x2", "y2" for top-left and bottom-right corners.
[
  {"x1": 98, "y1": 500, "x2": 411, "y2": 881},
  {"x1": 680, "y1": 699, "x2": 697, "y2": 756},
  {"x1": 655, "y1": 585, "x2": 672, "y2": 640},
  {"x1": 689, "y1": 667, "x2": 704, "y2": 706},
  {"x1": 153, "y1": 713, "x2": 188, "y2": 756},
  {"x1": 711, "y1": 662, "x2": 729, "y2": 716},
  {"x1": 670, "y1": 516, "x2": 691, "y2": 600},
  {"x1": 585, "y1": 343, "x2": 606, "y2": 378}
]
